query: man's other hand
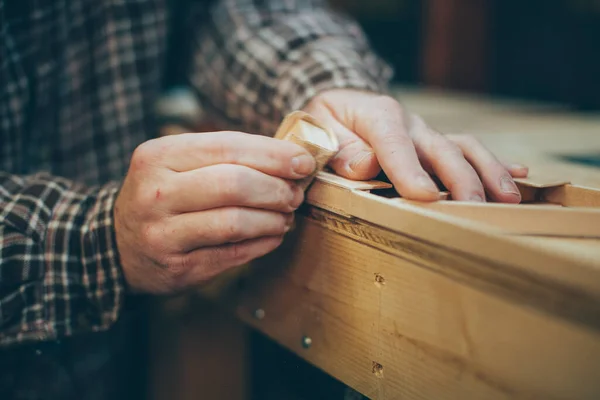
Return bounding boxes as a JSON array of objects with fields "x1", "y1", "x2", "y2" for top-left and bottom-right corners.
[
  {"x1": 113, "y1": 132, "x2": 316, "y2": 293},
  {"x1": 303, "y1": 89, "x2": 529, "y2": 203}
]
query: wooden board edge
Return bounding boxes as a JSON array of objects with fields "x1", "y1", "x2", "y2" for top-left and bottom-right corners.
[
  {"x1": 397, "y1": 199, "x2": 600, "y2": 238},
  {"x1": 543, "y1": 184, "x2": 600, "y2": 207},
  {"x1": 304, "y1": 180, "x2": 600, "y2": 297}
]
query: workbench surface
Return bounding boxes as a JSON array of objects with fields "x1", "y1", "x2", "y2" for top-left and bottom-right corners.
[{"x1": 394, "y1": 85, "x2": 600, "y2": 187}]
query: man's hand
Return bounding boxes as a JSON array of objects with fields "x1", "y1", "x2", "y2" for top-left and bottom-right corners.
[
  {"x1": 113, "y1": 131, "x2": 316, "y2": 294},
  {"x1": 303, "y1": 89, "x2": 529, "y2": 202}
]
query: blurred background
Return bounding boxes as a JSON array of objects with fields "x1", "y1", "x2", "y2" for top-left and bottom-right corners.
[{"x1": 331, "y1": 0, "x2": 600, "y2": 111}]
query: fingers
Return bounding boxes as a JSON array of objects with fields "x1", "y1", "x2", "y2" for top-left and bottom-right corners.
[
  {"x1": 450, "y1": 135, "x2": 520, "y2": 201},
  {"x1": 504, "y1": 162, "x2": 529, "y2": 178},
  {"x1": 414, "y1": 131, "x2": 487, "y2": 202},
  {"x1": 161, "y1": 164, "x2": 304, "y2": 213},
  {"x1": 353, "y1": 97, "x2": 441, "y2": 201},
  {"x1": 164, "y1": 207, "x2": 293, "y2": 252},
  {"x1": 120, "y1": 130, "x2": 311, "y2": 295},
  {"x1": 447, "y1": 134, "x2": 523, "y2": 203},
  {"x1": 142, "y1": 131, "x2": 316, "y2": 179},
  {"x1": 171, "y1": 235, "x2": 285, "y2": 286},
  {"x1": 348, "y1": 98, "x2": 527, "y2": 203},
  {"x1": 302, "y1": 89, "x2": 531, "y2": 204},
  {"x1": 308, "y1": 107, "x2": 381, "y2": 180}
]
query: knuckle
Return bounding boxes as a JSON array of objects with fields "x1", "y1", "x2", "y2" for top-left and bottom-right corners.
[
  {"x1": 131, "y1": 139, "x2": 160, "y2": 168},
  {"x1": 212, "y1": 140, "x2": 230, "y2": 162},
  {"x1": 380, "y1": 131, "x2": 412, "y2": 148},
  {"x1": 161, "y1": 255, "x2": 192, "y2": 290},
  {"x1": 134, "y1": 181, "x2": 159, "y2": 210},
  {"x1": 430, "y1": 135, "x2": 463, "y2": 157},
  {"x1": 168, "y1": 257, "x2": 188, "y2": 278},
  {"x1": 216, "y1": 165, "x2": 246, "y2": 202},
  {"x1": 338, "y1": 135, "x2": 363, "y2": 149},
  {"x1": 223, "y1": 242, "x2": 249, "y2": 265},
  {"x1": 274, "y1": 181, "x2": 294, "y2": 209},
  {"x1": 210, "y1": 131, "x2": 244, "y2": 158},
  {"x1": 373, "y1": 94, "x2": 400, "y2": 110},
  {"x1": 451, "y1": 134, "x2": 480, "y2": 147},
  {"x1": 222, "y1": 130, "x2": 247, "y2": 140},
  {"x1": 221, "y1": 208, "x2": 244, "y2": 241},
  {"x1": 141, "y1": 223, "x2": 164, "y2": 249}
]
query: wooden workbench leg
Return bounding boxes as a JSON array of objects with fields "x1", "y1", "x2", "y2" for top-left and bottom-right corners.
[
  {"x1": 147, "y1": 294, "x2": 250, "y2": 400},
  {"x1": 421, "y1": 0, "x2": 490, "y2": 91}
]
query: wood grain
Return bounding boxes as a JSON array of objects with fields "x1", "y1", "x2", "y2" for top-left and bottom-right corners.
[
  {"x1": 543, "y1": 184, "x2": 600, "y2": 207},
  {"x1": 210, "y1": 213, "x2": 600, "y2": 400},
  {"x1": 399, "y1": 199, "x2": 600, "y2": 238},
  {"x1": 303, "y1": 180, "x2": 600, "y2": 300}
]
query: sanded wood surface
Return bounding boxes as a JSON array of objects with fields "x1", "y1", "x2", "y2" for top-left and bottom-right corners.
[
  {"x1": 394, "y1": 85, "x2": 600, "y2": 189},
  {"x1": 399, "y1": 199, "x2": 600, "y2": 238},
  {"x1": 202, "y1": 175, "x2": 600, "y2": 399},
  {"x1": 211, "y1": 214, "x2": 600, "y2": 399}
]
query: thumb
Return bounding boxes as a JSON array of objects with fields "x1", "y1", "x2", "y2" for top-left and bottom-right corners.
[{"x1": 310, "y1": 109, "x2": 381, "y2": 181}]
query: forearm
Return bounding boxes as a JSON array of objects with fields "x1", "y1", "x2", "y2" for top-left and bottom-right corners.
[
  {"x1": 0, "y1": 172, "x2": 125, "y2": 347},
  {"x1": 188, "y1": 0, "x2": 394, "y2": 133}
]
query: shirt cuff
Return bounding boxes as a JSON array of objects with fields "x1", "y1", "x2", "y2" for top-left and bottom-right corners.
[
  {"x1": 0, "y1": 180, "x2": 126, "y2": 346},
  {"x1": 71, "y1": 183, "x2": 126, "y2": 335}
]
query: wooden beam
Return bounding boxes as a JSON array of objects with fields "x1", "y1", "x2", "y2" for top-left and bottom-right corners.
[
  {"x1": 205, "y1": 210, "x2": 600, "y2": 399},
  {"x1": 399, "y1": 199, "x2": 600, "y2": 238},
  {"x1": 196, "y1": 170, "x2": 600, "y2": 399},
  {"x1": 543, "y1": 184, "x2": 600, "y2": 207},
  {"x1": 302, "y1": 179, "x2": 600, "y2": 297}
]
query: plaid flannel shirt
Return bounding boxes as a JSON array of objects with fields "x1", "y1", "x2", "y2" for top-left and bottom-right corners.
[{"x1": 0, "y1": 0, "x2": 392, "y2": 347}]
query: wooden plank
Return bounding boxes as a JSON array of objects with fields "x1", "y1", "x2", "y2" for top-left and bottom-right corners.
[
  {"x1": 513, "y1": 181, "x2": 600, "y2": 208},
  {"x1": 209, "y1": 213, "x2": 600, "y2": 400},
  {"x1": 399, "y1": 199, "x2": 600, "y2": 238},
  {"x1": 304, "y1": 180, "x2": 600, "y2": 299},
  {"x1": 543, "y1": 184, "x2": 600, "y2": 207},
  {"x1": 514, "y1": 177, "x2": 570, "y2": 189},
  {"x1": 316, "y1": 171, "x2": 393, "y2": 191},
  {"x1": 514, "y1": 177, "x2": 571, "y2": 189},
  {"x1": 518, "y1": 237, "x2": 600, "y2": 261}
]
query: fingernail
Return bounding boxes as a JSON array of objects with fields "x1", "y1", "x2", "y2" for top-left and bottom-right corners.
[
  {"x1": 292, "y1": 154, "x2": 316, "y2": 176},
  {"x1": 284, "y1": 213, "x2": 295, "y2": 232},
  {"x1": 290, "y1": 184, "x2": 305, "y2": 209},
  {"x1": 416, "y1": 175, "x2": 439, "y2": 194},
  {"x1": 500, "y1": 176, "x2": 520, "y2": 195},
  {"x1": 508, "y1": 163, "x2": 528, "y2": 170},
  {"x1": 348, "y1": 150, "x2": 374, "y2": 172},
  {"x1": 470, "y1": 194, "x2": 485, "y2": 202}
]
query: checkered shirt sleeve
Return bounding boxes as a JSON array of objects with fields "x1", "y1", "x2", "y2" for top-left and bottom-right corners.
[
  {"x1": 0, "y1": 172, "x2": 124, "y2": 346},
  {"x1": 189, "y1": 0, "x2": 394, "y2": 134}
]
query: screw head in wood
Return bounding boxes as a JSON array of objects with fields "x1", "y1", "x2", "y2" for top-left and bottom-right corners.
[
  {"x1": 301, "y1": 335, "x2": 312, "y2": 348},
  {"x1": 254, "y1": 308, "x2": 265, "y2": 320}
]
